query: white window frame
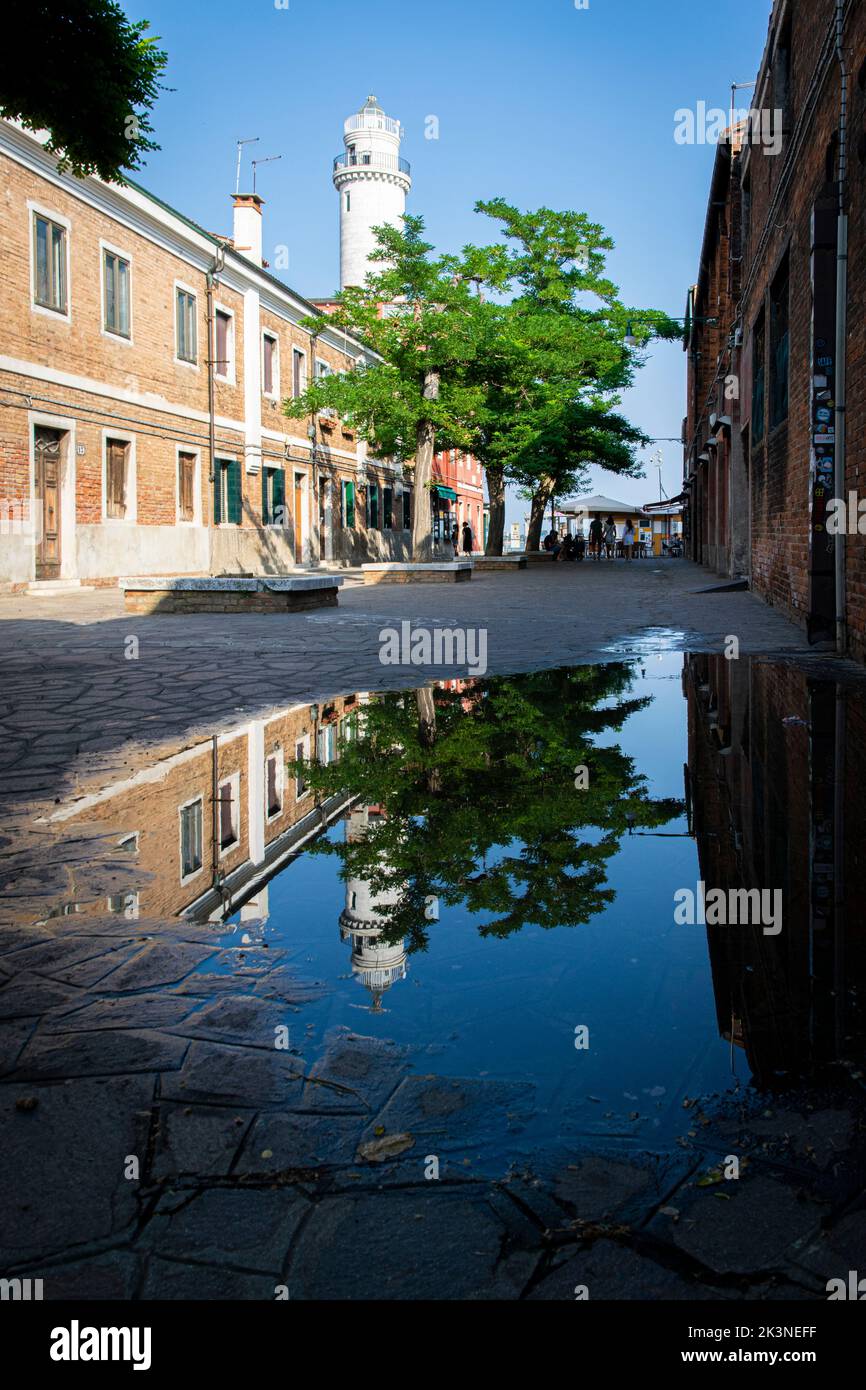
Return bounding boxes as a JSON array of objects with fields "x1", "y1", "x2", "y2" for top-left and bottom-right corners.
[
  {"x1": 117, "y1": 832, "x2": 139, "y2": 853},
  {"x1": 214, "y1": 302, "x2": 236, "y2": 385},
  {"x1": 265, "y1": 746, "x2": 284, "y2": 822},
  {"x1": 28, "y1": 200, "x2": 72, "y2": 323},
  {"x1": 217, "y1": 770, "x2": 241, "y2": 858},
  {"x1": 174, "y1": 279, "x2": 199, "y2": 370},
  {"x1": 314, "y1": 357, "x2": 333, "y2": 380},
  {"x1": 175, "y1": 444, "x2": 202, "y2": 526},
  {"x1": 178, "y1": 795, "x2": 205, "y2": 885},
  {"x1": 101, "y1": 428, "x2": 137, "y2": 524},
  {"x1": 291, "y1": 346, "x2": 308, "y2": 398},
  {"x1": 262, "y1": 330, "x2": 280, "y2": 400},
  {"x1": 99, "y1": 238, "x2": 133, "y2": 344},
  {"x1": 294, "y1": 733, "x2": 311, "y2": 800}
]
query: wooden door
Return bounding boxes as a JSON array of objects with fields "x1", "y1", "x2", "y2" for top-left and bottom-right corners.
[
  {"x1": 34, "y1": 427, "x2": 63, "y2": 580},
  {"x1": 294, "y1": 474, "x2": 304, "y2": 564}
]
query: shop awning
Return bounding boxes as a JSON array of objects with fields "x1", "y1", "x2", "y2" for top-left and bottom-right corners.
[{"x1": 433, "y1": 485, "x2": 457, "y2": 501}]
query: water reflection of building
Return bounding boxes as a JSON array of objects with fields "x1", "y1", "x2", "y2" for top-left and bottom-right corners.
[
  {"x1": 45, "y1": 696, "x2": 363, "y2": 923},
  {"x1": 338, "y1": 805, "x2": 407, "y2": 1010},
  {"x1": 685, "y1": 654, "x2": 866, "y2": 1087}
]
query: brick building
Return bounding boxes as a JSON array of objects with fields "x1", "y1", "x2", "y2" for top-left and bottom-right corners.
[
  {"x1": 685, "y1": 0, "x2": 866, "y2": 659},
  {"x1": 0, "y1": 119, "x2": 419, "y2": 591},
  {"x1": 431, "y1": 448, "x2": 485, "y2": 551},
  {"x1": 48, "y1": 693, "x2": 362, "y2": 922}
]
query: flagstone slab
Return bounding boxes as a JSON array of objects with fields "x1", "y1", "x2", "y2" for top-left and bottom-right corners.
[
  {"x1": 160, "y1": 1040, "x2": 305, "y2": 1107},
  {"x1": 138, "y1": 1187, "x2": 309, "y2": 1273},
  {"x1": 0, "y1": 1075, "x2": 154, "y2": 1263},
  {"x1": 141, "y1": 1256, "x2": 278, "y2": 1300},
  {"x1": 234, "y1": 1111, "x2": 365, "y2": 1174},
  {"x1": 151, "y1": 1103, "x2": 254, "y2": 1179},
  {"x1": 12, "y1": 1026, "x2": 189, "y2": 1079},
  {"x1": 301, "y1": 1030, "x2": 407, "y2": 1112},
  {"x1": 288, "y1": 1189, "x2": 508, "y2": 1299}
]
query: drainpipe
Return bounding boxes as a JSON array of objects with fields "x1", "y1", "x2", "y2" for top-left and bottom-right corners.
[
  {"x1": 834, "y1": 0, "x2": 849, "y2": 654},
  {"x1": 206, "y1": 247, "x2": 226, "y2": 577}
]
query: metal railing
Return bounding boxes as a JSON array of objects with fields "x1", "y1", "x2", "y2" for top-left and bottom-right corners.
[
  {"x1": 333, "y1": 152, "x2": 411, "y2": 176},
  {"x1": 344, "y1": 113, "x2": 401, "y2": 136}
]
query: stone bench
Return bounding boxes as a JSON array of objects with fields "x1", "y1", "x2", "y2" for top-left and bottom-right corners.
[
  {"x1": 523, "y1": 551, "x2": 557, "y2": 564},
  {"x1": 472, "y1": 554, "x2": 528, "y2": 571},
  {"x1": 361, "y1": 562, "x2": 472, "y2": 585},
  {"x1": 121, "y1": 575, "x2": 343, "y2": 615}
]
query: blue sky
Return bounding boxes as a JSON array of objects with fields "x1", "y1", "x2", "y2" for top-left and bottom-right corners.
[{"x1": 130, "y1": 0, "x2": 770, "y2": 517}]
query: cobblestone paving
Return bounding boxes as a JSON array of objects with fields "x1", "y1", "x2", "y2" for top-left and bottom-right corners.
[{"x1": 2, "y1": 562, "x2": 864, "y2": 1299}]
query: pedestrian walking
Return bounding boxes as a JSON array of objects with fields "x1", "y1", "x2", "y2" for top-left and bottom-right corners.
[
  {"x1": 623, "y1": 519, "x2": 635, "y2": 560},
  {"x1": 451, "y1": 524, "x2": 459, "y2": 558},
  {"x1": 588, "y1": 514, "x2": 604, "y2": 561},
  {"x1": 603, "y1": 516, "x2": 617, "y2": 559},
  {"x1": 462, "y1": 521, "x2": 473, "y2": 555}
]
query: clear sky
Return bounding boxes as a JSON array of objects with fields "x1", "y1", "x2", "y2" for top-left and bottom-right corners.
[{"x1": 128, "y1": 0, "x2": 771, "y2": 519}]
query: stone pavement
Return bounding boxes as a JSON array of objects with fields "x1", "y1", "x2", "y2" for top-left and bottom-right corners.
[
  {"x1": 0, "y1": 559, "x2": 848, "y2": 820},
  {"x1": 2, "y1": 559, "x2": 864, "y2": 1300}
]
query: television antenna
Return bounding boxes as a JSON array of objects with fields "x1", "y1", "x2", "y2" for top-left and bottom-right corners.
[
  {"x1": 252, "y1": 154, "x2": 283, "y2": 194},
  {"x1": 235, "y1": 137, "x2": 259, "y2": 194}
]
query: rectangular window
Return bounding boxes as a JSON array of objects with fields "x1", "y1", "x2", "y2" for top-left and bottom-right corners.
[
  {"x1": 342, "y1": 479, "x2": 356, "y2": 528},
  {"x1": 176, "y1": 288, "x2": 197, "y2": 364},
  {"x1": 368, "y1": 482, "x2": 379, "y2": 530},
  {"x1": 292, "y1": 348, "x2": 306, "y2": 397},
  {"x1": 218, "y1": 776, "x2": 238, "y2": 852},
  {"x1": 403, "y1": 487, "x2": 412, "y2": 531},
  {"x1": 33, "y1": 212, "x2": 67, "y2": 313},
  {"x1": 178, "y1": 451, "x2": 196, "y2": 522},
  {"x1": 106, "y1": 438, "x2": 129, "y2": 519},
  {"x1": 317, "y1": 724, "x2": 337, "y2": 765},
  {"x1": 263, "y1": 333, "x2": 278, "y2": 395},
  {"x1": 215, "y1": 309, "x2": 233, "y2": 379},
  {"x1": 262, "y1": 465, "x2": 286, "y2": 526},
  {"x1": 103, "y1": 249, "x2": 130, "y2": 337},
  {"x1": 214, "y1": 458, "x2": 242, "y2": 525},
  {"x1": 751, "y1": 312, "x2": 766, "y2": 444},
  {"x1": 770, "y1": 257, "x2": 789, "y2": 429},
  {"x1": 383, "y1": 486, "x2": 393, "y2": 529},
  {"x1": 266, "y1": 753, "x2": 283, "y2": 819},
  {"x1": 315, "y1": 359, "x2": 332, "y2": 380},
  {"x1": 180, "y1": 799, "x2": 203, "y2": 880},
  {"x1": 295, "y1": 737, "x2": 308, "y2": 798}
]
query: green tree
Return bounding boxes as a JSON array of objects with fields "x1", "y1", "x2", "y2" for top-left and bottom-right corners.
[
  {"x1": 284, "y1": 216, "x2": 508, "y2": 562},
  {"x1": 294, "y1": 665, "x2": 683, "y2": 950},
  {"x1": 466, "y1": 200, "x2": 678, "y2": 553},
  {"x1": 1, "y1": 2, "x2": 167, "y2": 181}
]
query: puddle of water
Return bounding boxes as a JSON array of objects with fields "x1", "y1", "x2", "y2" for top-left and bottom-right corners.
[{"x1": 8, "y1": 652, "x2": 864, "y2": 1178}]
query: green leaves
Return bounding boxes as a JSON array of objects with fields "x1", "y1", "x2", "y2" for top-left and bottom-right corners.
[{"x1": 1, "y1": 3, "x2": 169, "y2": 181}]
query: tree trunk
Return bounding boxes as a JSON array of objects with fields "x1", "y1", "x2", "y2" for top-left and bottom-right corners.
[
  {"x1": 416, "y1": 686, "x2": 441, "y2": 792},
  {"x1": 411, "y1": 370, "x2": 440, "y2": 563},
  {"x1": 485, "y1": 466, "x2": 506, "y2": 555},
  {"x1": 525, "y1": 483, "x2": 553, "y2": 553}
]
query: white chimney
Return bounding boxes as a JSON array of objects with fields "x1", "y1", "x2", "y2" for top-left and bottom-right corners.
[{"x1": 232, "y1": 193, "x2": 264, "y2": 267}]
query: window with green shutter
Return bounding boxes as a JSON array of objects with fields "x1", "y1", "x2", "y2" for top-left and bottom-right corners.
[
  {"x1": 383, "y1": 486, "x2": 393, "y2": 529},
  {"x1": 343, "y1": 480, "x2": 355, "y2": 528},
  {"x1": 214, "y1": 459, "x2": 242, "y2": 525},
  {"x1": 263, "y1": 467, "x2": 286, "y2": 526},
  {"x1": 368, "y1": 482, "x2": 379, "y2": 530}
]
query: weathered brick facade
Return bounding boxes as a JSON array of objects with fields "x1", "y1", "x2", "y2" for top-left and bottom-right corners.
[
  {"x1": 0, "y1": 121, "x2": 418, "y2": 589},
  {"x1": 686, "y1": 0, "x2": 866, "y2": 660}
]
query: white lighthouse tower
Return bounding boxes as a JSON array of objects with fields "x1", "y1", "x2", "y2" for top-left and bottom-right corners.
[
  {"x1": 332, "y1": 95, "x2": 412, "y2": 290},
  {"x1": 338, "y1": 806, "x2": 407, "y2": 1010}
]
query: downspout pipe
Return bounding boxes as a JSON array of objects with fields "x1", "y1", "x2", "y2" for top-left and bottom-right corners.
[
  {"x1": 206, "y1": 246, "x2": 226, "y2": 577},
  {"x1": 834, "y1": 0, "x2": 849, "y2": 654}
]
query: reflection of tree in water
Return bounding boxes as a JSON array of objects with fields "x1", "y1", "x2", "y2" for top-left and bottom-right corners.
[{"x1": 295, "y1": 665, "x2": 683, "y2": 952}]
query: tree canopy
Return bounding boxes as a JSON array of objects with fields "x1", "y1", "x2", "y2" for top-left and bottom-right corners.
[
  {"x1": 292, "y1": 665, "x2": 684, "y2": 951},
  {"x1": 1, "y1": 2, "x2": 168, "y2": 181}
]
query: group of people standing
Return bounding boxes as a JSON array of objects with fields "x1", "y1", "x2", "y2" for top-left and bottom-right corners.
[
  {"x1": 543, "y1": 513, "x2": 639, "y2": 562},
  {"x1": 451, "y1": 522, "x2": 474, "y2": 557}
]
